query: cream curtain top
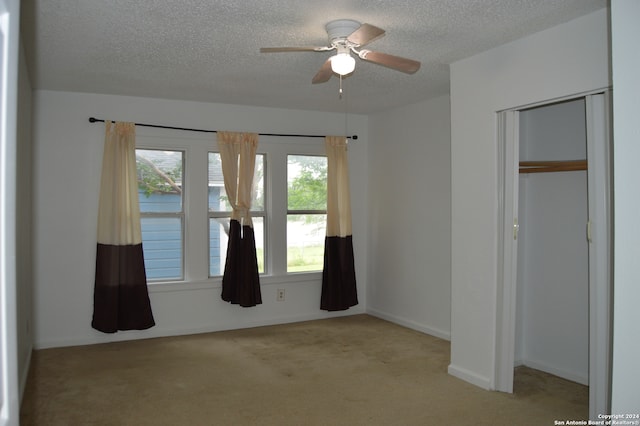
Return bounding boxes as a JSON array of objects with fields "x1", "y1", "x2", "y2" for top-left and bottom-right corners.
[
  {"x1": 325, "y1": 136, "x2": 353, "y2": 237},
  {"x1": 97, "y1": 121, "x2": 143, "y2": 245},
  {"x1": 217, "y1": 131, "x2": 259, "y2": 227}
]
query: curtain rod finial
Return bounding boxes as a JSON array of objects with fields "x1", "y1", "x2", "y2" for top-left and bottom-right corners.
[{"x1": 351, "y1": 135, "x2": 358, "y2": 140}]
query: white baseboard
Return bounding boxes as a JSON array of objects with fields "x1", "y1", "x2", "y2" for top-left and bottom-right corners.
[
  {"x1": 33, "y1": 308, "x2": 367, "y2": 349},
  {"x1": 366, "y1": 307, "x2": 451, "y2": 341},
  {"x1": 447, "y1": 363, "x2": 493, "y2": 390},
  {"x1": 521, "y1": 359, "x2": 588, "y2": 386}
]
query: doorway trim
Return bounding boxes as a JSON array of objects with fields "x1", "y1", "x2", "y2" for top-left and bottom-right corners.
[
  {"x1": 495, "y1": 89, "x2": 612, "y2": 418},
  {"x1": 0, "y1": 0, "x2": 21, "y2": 424}
]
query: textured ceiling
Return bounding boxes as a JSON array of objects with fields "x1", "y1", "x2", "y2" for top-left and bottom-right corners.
[{"x1": 20, "y1": 0, "x2": 607, "y2": 114}]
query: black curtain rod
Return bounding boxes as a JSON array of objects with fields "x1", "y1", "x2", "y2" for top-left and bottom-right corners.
[{"x1": 88, "y1": 117, "x2": 358, "y2": 140}]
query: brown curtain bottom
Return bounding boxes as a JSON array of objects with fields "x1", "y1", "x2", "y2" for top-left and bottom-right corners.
[
  {"x1": 92, "y1": 243, "x2": 155, "y2": 333},
  {"x1": 321, "y1": 235, "x2": 358, "y2": 311},
  {"x1": 221, "y1": 220, "x2": 262, "y2": 307}
]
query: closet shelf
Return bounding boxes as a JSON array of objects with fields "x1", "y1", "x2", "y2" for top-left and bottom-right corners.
[{"x1": 519, "y1": 159, "x2": 587, "y2": 174}]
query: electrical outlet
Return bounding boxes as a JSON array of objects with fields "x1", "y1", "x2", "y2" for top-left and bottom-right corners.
[{"x1": 277, "y1": 289, "x2": 285, "y2": 301}]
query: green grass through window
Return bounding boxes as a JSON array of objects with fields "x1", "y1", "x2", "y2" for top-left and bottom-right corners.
[{"x1": 256, "y1": 245, "x2": 325, "y2": 273}]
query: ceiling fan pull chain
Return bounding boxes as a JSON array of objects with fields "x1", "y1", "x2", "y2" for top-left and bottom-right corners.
[{"x1": 339, "y1": 74, "x2": 344, "y2": 99}]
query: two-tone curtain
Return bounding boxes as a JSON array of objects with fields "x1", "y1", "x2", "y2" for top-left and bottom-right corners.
[
  {"x1": 218, "y1": 131, "x2": 262, "y2": 307},
  {"x1": 92, "y1": 121, "x2": 155, "y2": 333},
  {"x1": 321, "y1": 136, "x2": 358, "y2": 311}
]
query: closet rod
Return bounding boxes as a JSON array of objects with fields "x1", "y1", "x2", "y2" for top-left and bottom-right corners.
[
  {"x1": 519, "y1": 159, "x2": 587, "y2": 174},
  {"x1": 88, "y1": 117, "x2": 358, "y2": 140}
]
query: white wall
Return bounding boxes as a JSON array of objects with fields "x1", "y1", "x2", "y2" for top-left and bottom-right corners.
[
  {"x1": 366, "y1": 95, "x2": 451, "y2": 340},
  {"x1": 610, "y1": 0, "x2": 640, "y2": 414},
  {"x1": 32, "y1": 90, "x2": 368, "y2": 349},
  {"x1": 449, "y1": 9, "x2": 609, "y2": 389},
  {"x1": 516, "y1": 99, "x2": 589, "y2": 384}
]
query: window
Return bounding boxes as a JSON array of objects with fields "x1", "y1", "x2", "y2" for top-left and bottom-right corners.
[
  {"x1": 135, "y1": 133, "x2": 327, "y2": 284},
  {"x1": 136, "y1": 149, "x2": 184, "y2": 280},
  {"x1": 208, "y1": 153, "x2": 266, "y2": 275},
  {"x1": 287, "y1": 155, "x2": 327, "y2": 272}
]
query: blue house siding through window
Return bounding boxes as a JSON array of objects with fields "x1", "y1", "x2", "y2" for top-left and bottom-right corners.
[{"x1": 139, "y1": 187, "x2": 222, "y2": 280}]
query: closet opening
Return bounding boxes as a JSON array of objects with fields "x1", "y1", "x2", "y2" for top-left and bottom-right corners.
[
  {"x1": 516, "y1": 98, "x2": 589, "y2": 386},
  {"x1": 496, "y1": 92, "x2": 611, "y2": 420}
]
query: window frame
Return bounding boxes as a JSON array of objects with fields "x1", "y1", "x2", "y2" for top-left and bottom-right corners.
[
  {"x1": 286, "y1": 154, "x2": 328, "y2": 273},
  {"x1": 135, "y1": 130, "x2": 327, "y2": 289}
]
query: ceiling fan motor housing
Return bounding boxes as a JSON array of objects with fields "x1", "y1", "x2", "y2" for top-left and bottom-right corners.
[{"x1": 326, "y1": 19, "x2": 361, "y2": 44}]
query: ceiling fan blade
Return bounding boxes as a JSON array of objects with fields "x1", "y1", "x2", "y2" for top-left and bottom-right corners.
[
  {"x1": 347, "y1": 23, "x2": 385, "y2": 46},
  {"x1": 312, "y1": 59, "x2": 333, "y2": 84},
  {"x1": 260, "y1": 46, "x2": 333, "y2": 53},
  {"x1": 357, "y1": 50, "x2": 421, "y2": 74}
]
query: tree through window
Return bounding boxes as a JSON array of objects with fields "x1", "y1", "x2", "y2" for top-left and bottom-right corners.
[{"x1": 287, "y1": 155, "x2": 327, "y2": 272}]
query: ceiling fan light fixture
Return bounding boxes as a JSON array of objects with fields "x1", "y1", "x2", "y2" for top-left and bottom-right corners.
[
  {"x1": 261, "y1": 19, "x2": 421, "y2": 84},
  {"x1": 330, "y1": 52, "x2": 356, "y2": 75}
]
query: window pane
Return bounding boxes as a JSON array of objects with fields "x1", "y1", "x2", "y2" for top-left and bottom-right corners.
[
  {"x1": 287, "y1": 214, "x2": 326, "y2": 272},
  {"x1": 137, "y1": 150, "x2": 183, "y2": 212},
  {"x1": 253, "y1": 155, "x2": 265, "y2": 211},
  {"x1": 141, "y1": 217, "x2": 182, "y2": 280},
  {"x1": 209, "y1": 216, "x2": 264, "y2": 276},
  {"x1": 288, "y1": 155, "x2": 327, "y2": 211},
  {"x1": 207, "y1": 153, "x2": 228, "y2": 212},
  {"x1": 209, "y1": 153, "x2": 264, "y2": 212},
  {"x1": 137, "y1": 149, "x2": 184, "y2": 281}
]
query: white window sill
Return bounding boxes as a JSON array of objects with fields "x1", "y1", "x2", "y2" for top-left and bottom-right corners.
[{"x1": 147, "y1": 272, "x2": 322, "y2": 294}]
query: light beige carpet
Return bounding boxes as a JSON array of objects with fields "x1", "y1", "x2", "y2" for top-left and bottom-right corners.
[{"x1": 21, "y1": 315, "x2": 587, "y2": 425}]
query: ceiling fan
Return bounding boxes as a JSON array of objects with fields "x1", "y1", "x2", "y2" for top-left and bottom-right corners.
[{"x1": 260, "y1": 19, "x2": 421, "y2": 84}]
